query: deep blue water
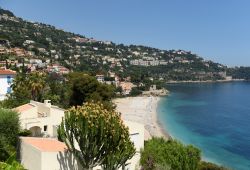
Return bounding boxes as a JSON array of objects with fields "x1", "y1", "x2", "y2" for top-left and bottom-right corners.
[{"x1": 157, "y1": 82, "x2": 250, "y2": 170}]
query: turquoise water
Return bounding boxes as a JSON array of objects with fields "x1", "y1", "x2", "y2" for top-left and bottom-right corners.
[{"x1": 157, "y1": 82, "x2": 250, "y2": 170}]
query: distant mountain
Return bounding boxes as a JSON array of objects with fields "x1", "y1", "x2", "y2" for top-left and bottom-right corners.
[{"x1": 1, "y1": 8, "x2": 243, "y2": 82}]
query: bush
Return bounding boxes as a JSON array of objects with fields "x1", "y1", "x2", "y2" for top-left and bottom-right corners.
[
  {"x1": 0, "y1": 153, "x2": 25, "y2": 170},
  {"x1": 140, "y1": 137, "x2": 201, "y2": 170},
  {"x1": 199, "y1": 161, "x2": 228, "y2": 170},
  {"x1": 0, "y1": 108, "x2": 20, "y2": 161},
  {"x1": 18, "y1": 129, "x2": 32, "y2": 137}
]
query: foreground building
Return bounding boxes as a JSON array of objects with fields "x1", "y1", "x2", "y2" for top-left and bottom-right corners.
[
  {"x1": 19, "y1": 137, "x2": 82, "y2": 170},
  {"x1": 19, "y1": 121, "x2": 144, "y2": 170},
  {"x1": 16, "y1": 101, "x2": 144, "y2": 169},
  {"x1": 14, "y1": 100, "x2": 65, "y2": 137},
  {"x1": 0, "y1": 68, "x2": 16, "y2": 101}
]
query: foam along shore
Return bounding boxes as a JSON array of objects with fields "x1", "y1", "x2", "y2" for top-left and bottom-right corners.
[{"x1": 114, "y1": 96, "x2": 170, "y2": 140}]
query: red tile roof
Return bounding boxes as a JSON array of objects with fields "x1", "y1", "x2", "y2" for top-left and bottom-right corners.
[
  {"x1": 0, "y1": 69, "x2": 16, "y2": 75},
  {"x1": 14, "y1": 103, "x2": 35, "y2": 113},
  {"x1": 21, "y1": 137, "x2": 67, "y2": 152}
]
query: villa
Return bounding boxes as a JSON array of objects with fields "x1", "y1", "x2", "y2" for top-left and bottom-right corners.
[
  {"x1": 15, "y1": 100, "x2": 144, "y2": 170},
  {"x1": 14, "y1": 100, "x2": 65, "y2": 137}
]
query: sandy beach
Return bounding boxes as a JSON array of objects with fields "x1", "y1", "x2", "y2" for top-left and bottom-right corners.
[{"x1": 114, "y1": 96, "x2": 170, "y2": 140}]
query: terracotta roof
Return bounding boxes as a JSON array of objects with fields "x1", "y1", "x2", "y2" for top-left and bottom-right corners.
[
  {"x1": 0, "y1": 69, "x2": 16, "y2": 75},
  {"x1": 21, "y1": 137, "x2": 67, "y2": 152},
  {"x1": 14, "y1": 103, "x2": 35, "y2": 113}
]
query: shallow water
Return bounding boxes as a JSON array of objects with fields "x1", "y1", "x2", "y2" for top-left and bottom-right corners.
[{"x1": 157, "y1": 82, "x2": 250, "y2": 170}]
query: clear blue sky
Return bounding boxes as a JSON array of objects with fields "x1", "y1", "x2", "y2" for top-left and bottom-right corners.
[{"x1": 1, "y1": 0, "x2": 250, "y2": 66}]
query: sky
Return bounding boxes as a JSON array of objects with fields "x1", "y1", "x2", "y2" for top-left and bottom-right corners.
[{"x1": 1, "y1": 0, "x2": 250, "y2": 66}]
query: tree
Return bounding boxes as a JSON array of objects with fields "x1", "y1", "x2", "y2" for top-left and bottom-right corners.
[
  {"x1": 140, "y1": 137, "x2": 201, "y2": 170},
  {"x1": 67, "y1": 72, "x2": 115, "y2": 109},
  {"x1": 57, "y1": 102, "x2": 135, "y2": 170},
  {"x1": 1, "y1": 72, "x2": 47, "y2": 109},
  {"x1": 28, "y1": 71, "x2": 46, "y2": 101},
  {"x1": 0, "y1": 108, "x2": 20, "y2": 161},
  {"x1": 101, "y1": 131, "x2": 136, "y2": 170}
]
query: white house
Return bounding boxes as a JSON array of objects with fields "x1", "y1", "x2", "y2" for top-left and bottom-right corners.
[
  {"x1": 19, "y1": 121, "x2": 144, "y2": 170},
  {"x1": 0, "y1": 68, "x2": 16, "y2": 101},
  {"x1": 14, "y1": 100, "x2": 65, "y2": 137},
  {"x1": 96, "y1": 74, "x2": 104, "y2": 83},
  {"x1": 17, "y1": 101, "x2": 144, "y2": 170}
]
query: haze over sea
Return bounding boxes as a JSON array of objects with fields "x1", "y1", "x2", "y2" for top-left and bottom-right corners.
[{"x1": 157, "y1": 82, "x2": 250, "y2": 170}]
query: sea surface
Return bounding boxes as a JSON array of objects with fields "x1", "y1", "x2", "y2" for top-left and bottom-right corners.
[{"x1": 157, "y1": 82, "x2": 250, "y2": 170}]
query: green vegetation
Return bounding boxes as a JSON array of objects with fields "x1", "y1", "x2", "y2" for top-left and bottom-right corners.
[
  {"x1": 227, "y1": 67, "x2": 250, "y2": 80},
  {"x1": 0, "y1": 153, "x2": 25, "y2": 170},
  {"x1": 67, "y1": 72, "x2": 115, "y2": 109},
  {"x1": 199, "y1": 161, "x2": 228, "y2": 170},
  {"x1": 0, "y1": 72, "x2": 115, "y2": 109},
  {"x1": 140, "y1": 137, "x2": 228, "y2": 170},
  {"x1": 57, "y1": 102, "x2": 135, "y2": 170},
  {"x1": 0, "y1": 109, "x2": 24, "y2": 169},
  {"x1": 140, "y1": 137, "x2": 201, "y2": 170},
  {"x1": 0, "y1": 108, "x2": 20, "y2": 161}
]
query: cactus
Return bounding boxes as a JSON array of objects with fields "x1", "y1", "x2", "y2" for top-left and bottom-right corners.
[{"x1": 58, "y1": 102, "x2": 135, "y2": 170}]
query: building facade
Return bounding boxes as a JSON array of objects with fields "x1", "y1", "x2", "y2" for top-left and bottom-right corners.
[
  {"x1": 14, "y1": 100, "x2": 65, "y2": 137},
  {"x1": 0, "y1": 68, "x2": 16, "y2": 101}
]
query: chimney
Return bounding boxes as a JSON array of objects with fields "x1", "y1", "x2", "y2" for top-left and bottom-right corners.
[{"x1": 44, "y1": 100, "x2": 51, "y2": 108}]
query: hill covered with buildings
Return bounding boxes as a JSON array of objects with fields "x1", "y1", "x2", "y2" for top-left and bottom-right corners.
[{"x1": 0, "y1": 8, "x2": 233, "y2": 77}]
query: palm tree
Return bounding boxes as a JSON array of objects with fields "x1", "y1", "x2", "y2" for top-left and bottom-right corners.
[{"x1": 28, "y1": 72, "x2": 46, "y2": 101}]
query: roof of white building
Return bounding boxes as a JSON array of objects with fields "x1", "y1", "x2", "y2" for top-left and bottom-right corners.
[
  {"x1": 0, "y1": 68, "x2": 16, "y2": 75},
  {"x1": 21, "y1": 137, "x2": 67, "y2": 152},
  {"x1": 14, "y1": 103, "x2": 35, "y2": 113}
]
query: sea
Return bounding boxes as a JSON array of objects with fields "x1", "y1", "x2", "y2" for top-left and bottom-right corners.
[{"x1": 157, "y1": 82, "x2": 250, "y2": 170}]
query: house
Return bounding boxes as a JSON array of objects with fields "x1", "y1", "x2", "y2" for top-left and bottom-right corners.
[
  {"x1": 119, "y1": 82, "x2": 135, "y2": 95},
  {"x1": 46, "y1": 64, "x2": 70, "y2": 75},
  {"x1": 10, "y1": 47, "x2": 26, "y2": 56},
  {"x1": 14, "y1": 100, "x2": 65, "y2": 137},
  {"x1": 0, "y1": 68, "x2": 16, "y2": 101},
  {"x1": 19, "y1": 120, "x2": 144, "y2": 170},
  {"x1": 0, "y1": 46, "x2": 8, "y2": 54},
  {"x1": 96, "y1": 74, "x2": 104, "y2": 83}
]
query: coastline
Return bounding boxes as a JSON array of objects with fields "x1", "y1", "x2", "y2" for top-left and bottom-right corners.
[
  {"x1": 166, "y1": 79, "x2": 245, "y2": 84},
  {"x1": 113, "y1": 96, "x2": 170, "y2": 140}
]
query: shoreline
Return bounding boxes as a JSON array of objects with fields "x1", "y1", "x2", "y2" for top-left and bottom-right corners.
[
  {"x1": 166, "y1": 79, "x2": 245, "y2": 84},
  {"x1": 114, "y1": 96, "x2": 170, "y2": 140}
]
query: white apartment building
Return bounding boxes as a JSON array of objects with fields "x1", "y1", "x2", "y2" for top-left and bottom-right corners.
[{"x1": 0, "y1": 68, "x2": 16, "y2": 101}]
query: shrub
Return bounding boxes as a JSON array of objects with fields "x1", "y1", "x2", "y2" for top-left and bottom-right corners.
[
  {"x1": 140, "y1": 137, "x2": 201, "y2": 170},
  {"x1": 0, "y1": 108, "x2": 20, "y2": 161}
]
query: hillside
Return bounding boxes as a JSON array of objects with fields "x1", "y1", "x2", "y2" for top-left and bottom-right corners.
[{"x1": 0, "y1": 8, "x2": 235, "y2": 82}]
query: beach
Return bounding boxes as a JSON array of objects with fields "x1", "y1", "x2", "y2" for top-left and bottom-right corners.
[{"x1": 114, "y1": 96, "x2": 170, "y2": 140}]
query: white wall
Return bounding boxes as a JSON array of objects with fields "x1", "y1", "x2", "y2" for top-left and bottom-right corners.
[
  {"x1": 19, "y1": 101, "x2": 65, "y2": 137},
  {"x1": 20, "y1": 138, "x2": 83, "y2": 170},
  {"x1": 41, "y1": 151, "x2": 83, "y2": 170},
  {"x1": 124, "y1": 121, "x2": 145, "y2": 170},
  {"x1": 20, "y1": 139, "x2": 42, "y2": 170},
  {"x1": 0, "y1": 74, "x2": 14, "y2": 101}
]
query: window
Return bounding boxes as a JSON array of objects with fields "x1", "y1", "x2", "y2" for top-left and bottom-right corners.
[
  {"x1": 44, "y1": 125, "x2": 48, "y2": 132},
  {"x1": 7, "y1": 87, "x2": 11, "y2": 93},
  {"x1": 7, "y1": 76, "x2": 11, "y2": 84}
]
